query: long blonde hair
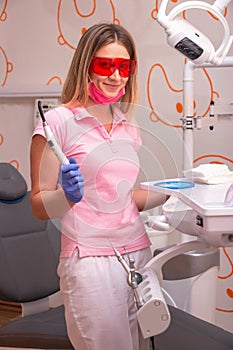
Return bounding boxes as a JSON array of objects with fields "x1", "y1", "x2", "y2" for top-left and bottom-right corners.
[{"x1": 61, "y1": 23, "x2": 139, "y2": 111}]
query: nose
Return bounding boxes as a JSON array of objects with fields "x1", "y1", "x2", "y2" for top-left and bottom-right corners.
[{"x1": 109, "y1": 68, "x2": 121, "y2": 80}]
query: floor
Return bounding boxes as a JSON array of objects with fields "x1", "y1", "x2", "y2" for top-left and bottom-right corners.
[
  {"x1": 0, "y1": 309, "x2": 21, "y2": 327},
  {"x1": 0, "y1": 308, "x2": 38, "y2": 350},
  {"x1": 0, "y1": 307, "x2": 42, "y2": 350},
  {"x1": 0, "y1": 302, "x2": 21, "y2": 327},
  {"x1": 0, "y1": 341, "x2": 45, "y2": 350}
]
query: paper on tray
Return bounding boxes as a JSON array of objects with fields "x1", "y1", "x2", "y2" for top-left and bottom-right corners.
[{"x1": 183, "y1": 163, "x2": 233, "y2": 184}]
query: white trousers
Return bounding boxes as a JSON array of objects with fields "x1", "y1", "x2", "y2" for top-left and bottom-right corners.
[{"x1": 57, "y1": 248, "x2": 152, "y2": 350}]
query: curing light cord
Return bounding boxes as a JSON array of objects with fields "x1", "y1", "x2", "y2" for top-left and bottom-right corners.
[{"x1": 38, "y1": 100, "x2": 46, "y2": 122}]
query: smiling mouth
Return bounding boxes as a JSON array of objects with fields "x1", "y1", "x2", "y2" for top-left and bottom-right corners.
[{"x1": 104, "y1": 84, "x2": 121, "y2": 92}]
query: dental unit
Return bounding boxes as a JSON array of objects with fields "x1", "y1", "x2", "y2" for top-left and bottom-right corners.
[{"x1": 115, "y1": 0, "x2": 233, "y2": 340}]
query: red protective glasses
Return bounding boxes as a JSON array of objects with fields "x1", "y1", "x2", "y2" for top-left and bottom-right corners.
[{"x1": 89, "y1": 57, "x2": 136, "y2": 77}]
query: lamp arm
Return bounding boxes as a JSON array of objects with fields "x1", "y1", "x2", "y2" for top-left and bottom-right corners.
[{"x1": 213, "y1": 0, "x2": 232, "y2": 12}]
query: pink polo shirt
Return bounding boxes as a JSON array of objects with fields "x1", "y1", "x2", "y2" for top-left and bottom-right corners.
[{"x1": 33, "y1": 104, "x2": 150, "y2": 257}]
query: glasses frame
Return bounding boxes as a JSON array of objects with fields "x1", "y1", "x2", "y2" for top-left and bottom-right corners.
[{"x1": 89, "y1": 57, "x2": 136, "y2": 78}]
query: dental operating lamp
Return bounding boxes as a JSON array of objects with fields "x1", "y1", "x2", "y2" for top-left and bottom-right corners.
[{"x1": 156, "y1": 0, "x2": 233, "y2": 65}]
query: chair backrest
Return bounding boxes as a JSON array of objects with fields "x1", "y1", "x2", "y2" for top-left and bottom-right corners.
[{"x1": 0, "y1": 163, "x2": 61, "y2": 303}]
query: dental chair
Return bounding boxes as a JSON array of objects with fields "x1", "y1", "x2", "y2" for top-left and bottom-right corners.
[
  {"x1": 0, "y1": 163, "x2": 232, "y2": 350},
  {"x1": 0, "y1": 162, "x2": 73, "y2": 349}
]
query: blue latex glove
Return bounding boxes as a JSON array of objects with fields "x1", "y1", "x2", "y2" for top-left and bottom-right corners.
[{"x1": 59, "y1": 157, "x2": 84, "y2": 203}]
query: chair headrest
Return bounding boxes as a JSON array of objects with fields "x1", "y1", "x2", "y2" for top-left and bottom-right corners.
[{"x1": 0, "y1": 163, "x2": 28, "y2": 203}]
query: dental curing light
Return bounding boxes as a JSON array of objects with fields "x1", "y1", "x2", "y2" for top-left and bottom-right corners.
[
  {"x1": 156, "y1": 0, "x2": 233, "y2": 65},
  {"x1": 38, "y1": 101, "x2": 69, "y2": 164}
]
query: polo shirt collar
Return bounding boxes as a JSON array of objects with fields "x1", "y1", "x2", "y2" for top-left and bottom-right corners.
[{"x1": 71, "y1": 104, "x2": 127, "y2": 123}]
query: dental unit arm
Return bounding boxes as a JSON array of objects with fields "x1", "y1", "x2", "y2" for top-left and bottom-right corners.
[
  {"x1": 112, "y1": 246, "x2": 171, "y2": 338},
  {"x1": 156, "y1": 0, "x2": 233, "y2": 65}
]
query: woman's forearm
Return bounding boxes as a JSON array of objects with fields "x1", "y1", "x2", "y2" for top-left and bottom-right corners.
[
  {"x1": 30, "y1": 135, "x2": 75, "y2": 220},
  {"x1": 132, "y1": 189, "x2": 169, "y2": 212},
  {"x1": 30, "y1": 187, "x2": 74, "y2": 220}
]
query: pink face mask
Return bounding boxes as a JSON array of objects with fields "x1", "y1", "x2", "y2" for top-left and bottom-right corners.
[{"x1": 88, "y1": 81, "x2": 125, "y2": 104}]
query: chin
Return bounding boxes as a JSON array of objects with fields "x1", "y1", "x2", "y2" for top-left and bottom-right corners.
[{"x1": 105, "y1": 90, "x2": 120, "y2": 98}]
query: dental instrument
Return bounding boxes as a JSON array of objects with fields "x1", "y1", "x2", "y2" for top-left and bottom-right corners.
[
  {"x1": 37, "y1": 100, "x2": 69, "y2": 164},
  {"x1": 111, "y1": 245, "x2": 171, "y2": 337},
  {"x1": 111, "y1": 246, "x2": 144, "y2": 308},
  {"x1": 145, "y1": 215, "x2": 170, "y2": 231},
  {"x1": 156, "y1": 0, "x2": 233, "y2": 65}
]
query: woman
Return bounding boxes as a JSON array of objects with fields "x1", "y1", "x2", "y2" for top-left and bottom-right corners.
[{"x1": 30, "y1": 22, "x2": 167, "y2": 350}]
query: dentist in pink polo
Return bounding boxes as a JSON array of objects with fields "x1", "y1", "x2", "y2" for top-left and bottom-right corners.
[{"x1": 30, "y1": 23, "x2": 167, "y2": 350}]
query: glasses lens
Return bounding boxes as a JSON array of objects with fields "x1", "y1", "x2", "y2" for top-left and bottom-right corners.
[
  {"x1": 89, "y1": 57, "x2": 136, "y2": 77},
  {"x1": 117, "y1": 59, "x2": 136, "y2": 77},
  {"x1": 89, "y1": 57, "x2": 114, "y2": 76}
]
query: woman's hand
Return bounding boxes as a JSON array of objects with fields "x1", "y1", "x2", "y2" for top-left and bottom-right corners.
[{"x1": 59, "y1": 157, "x2": 84, "y2": 203}]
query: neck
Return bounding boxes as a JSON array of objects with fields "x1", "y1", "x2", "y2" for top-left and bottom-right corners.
[{"x1": 86, "y1": 101, "x2": 113, "y2": 126}]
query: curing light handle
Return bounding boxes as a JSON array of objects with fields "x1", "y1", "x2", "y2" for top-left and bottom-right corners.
[{"x1": 37, "y1": 101, "x2": 69, "y2": 165}]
